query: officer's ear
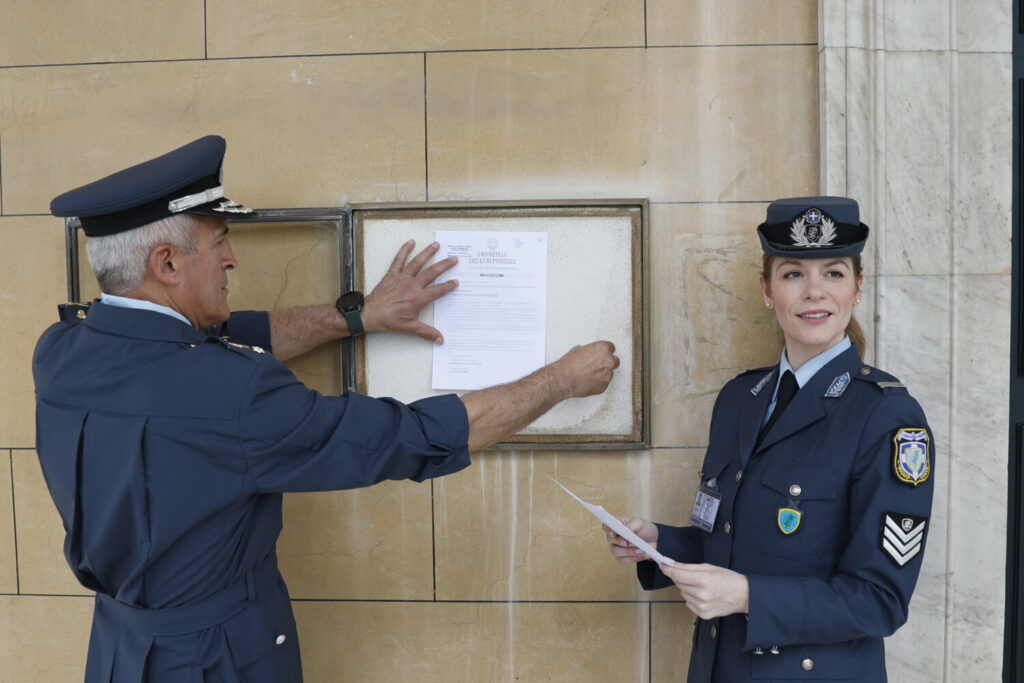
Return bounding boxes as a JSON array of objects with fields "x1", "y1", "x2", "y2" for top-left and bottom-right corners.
[{"x1": 148, "y1": 243, "x2": 184, "y2": 286}]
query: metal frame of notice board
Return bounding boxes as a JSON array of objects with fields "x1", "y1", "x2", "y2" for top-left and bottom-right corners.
[{"x1": 63, "y1": 199, "x2": 649, "y2": 451}]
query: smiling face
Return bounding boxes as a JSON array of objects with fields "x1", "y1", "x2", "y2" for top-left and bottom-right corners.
[
  {"x1": 174, "y1": 216, "x2": 237, "y2": 329},
  {"x1": 760, "y1": 256, "x2": 863, "y2": 370}
]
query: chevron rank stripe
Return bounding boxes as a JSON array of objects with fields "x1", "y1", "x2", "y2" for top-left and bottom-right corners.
[{"x1": 880, "y1": 512, "x2": 928, "y2": 567}]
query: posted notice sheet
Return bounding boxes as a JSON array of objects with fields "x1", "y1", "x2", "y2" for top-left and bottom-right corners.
[{"x1": 432, "y1": 231, "x2": 548, "y2": 390}]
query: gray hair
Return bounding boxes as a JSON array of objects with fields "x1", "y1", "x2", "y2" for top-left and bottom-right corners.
[{"x1": 85, "y1": 213, "x2": 200, "y2": 295}]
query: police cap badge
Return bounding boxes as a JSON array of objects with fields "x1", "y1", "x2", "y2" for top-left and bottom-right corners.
[
  {"x1": 892, "y1": 427, "x2": 931, "y2": 486},
  {"x1": 50, "y1": 135, "x2": 257, "y2": 237},
  {"x1": 757, "y1": 196, "x2": 869, "y2": 258}
]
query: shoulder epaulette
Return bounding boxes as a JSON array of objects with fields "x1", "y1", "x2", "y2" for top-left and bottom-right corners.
[
  {"x1": 738, "y1": 365, "x2": 773, "y2": 378},
  {"x1": 852, "y1": 365, "x2": 907, "y2": 392},
  {"x1": 202, "y1": 335, "x2": 268, "y2": 357},
  {"x1": 57, "y1": 302, "x2": 90, "y2": 324}
]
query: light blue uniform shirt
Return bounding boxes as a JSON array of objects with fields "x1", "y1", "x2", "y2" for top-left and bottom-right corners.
[
  {"x1": 101, "y1": 292, "x2": 192, "y2": 327},
  {"x1": 763, "y1": 336, "x2": 852, "y2": 425}
]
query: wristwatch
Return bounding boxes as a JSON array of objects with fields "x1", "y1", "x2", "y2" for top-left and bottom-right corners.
[{"x1": 335, "y1": 290, "x2": 365, "y2": 336}]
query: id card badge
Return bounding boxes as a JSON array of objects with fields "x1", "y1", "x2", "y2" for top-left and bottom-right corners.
[{"x1": 690, "y1": 480, "x2": 721, "y2": 533}]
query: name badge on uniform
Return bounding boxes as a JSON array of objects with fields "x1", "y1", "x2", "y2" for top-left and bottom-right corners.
[{"x1": 690, "y1": 481, "x2": 721, "y2": 533}]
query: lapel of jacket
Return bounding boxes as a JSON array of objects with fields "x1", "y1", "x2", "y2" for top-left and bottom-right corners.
[
  {"x1": 739, "y1": 367, "x2": 776, "y2": 467},
  {"x1": 754, "y1": 346, "x2": 863, "y2": 455}
]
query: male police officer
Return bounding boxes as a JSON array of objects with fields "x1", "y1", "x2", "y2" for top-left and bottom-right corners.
[{"x1": 34, "y1": 135, "x2": 619, "y2": 682}]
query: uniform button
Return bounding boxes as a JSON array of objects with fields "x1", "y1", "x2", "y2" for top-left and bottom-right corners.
[
  {"x1": 770, "y1": 646, "x2": 780, "y2": 655},
  {"x1": 753, "y1": 648, "x2": 764, "y2": 655},
  {"x1": 735, "y1": 470, "x2": 744, "y2": 483},
  {"x1": 723, "y1": 522, "x2": 732, "y2": 534},
  {"x1": 789, "y1": 484, "x2": 802, "y2": 497},
  {"x1": 710, "y1": 625, "x2": 718, "y2": 639},
  {"x1": 801, "y1": 658, "x2": 814, "y2": 671},
  {"x1": 275, "y1": 634, "x2": 287, "y2": 646}
]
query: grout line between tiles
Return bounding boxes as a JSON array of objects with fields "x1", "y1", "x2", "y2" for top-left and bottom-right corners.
[
  {"x1": 0, "y1": 42, "x2": 820, "y2": 71},
  {"x1": 423, "y1": 53, "x2": 430, "y2": 203},
  {"x1": 10, "y1": 451, "x2": 20, "y2": 595},
  {"x1": 430, "y1": 478, "x2": 437, "y2": 600},
  {"x1": 643, "y1": 0, "x2": 649, "y2": 49}
]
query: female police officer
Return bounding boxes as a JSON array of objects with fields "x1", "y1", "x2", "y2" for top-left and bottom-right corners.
[{"x1": 604, "y1": 196, "x2": 934, "y2": 682}]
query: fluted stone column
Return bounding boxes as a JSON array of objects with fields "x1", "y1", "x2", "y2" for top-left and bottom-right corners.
[{"x1": 820, "y1": 1, "x2": 1012, "y2": 680}]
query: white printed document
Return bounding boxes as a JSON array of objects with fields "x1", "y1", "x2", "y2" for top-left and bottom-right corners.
[
  {"x1": 552, "y1": 478, "x2": 675, "y2": 565},
  {"x1": 432, "y1": 231, "x2": 548, "y2": 390}
]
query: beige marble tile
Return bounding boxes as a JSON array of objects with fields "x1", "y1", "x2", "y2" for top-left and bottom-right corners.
[
  {"x1": 225, "y1": 220, "x2": 343, "y2": 394},
  {"x1": 427, "y1": 46, "x2": 818, "y2": 203},
  {"x1": 0, "y1": 595, "x2": 92, "y2": 681},
  {"x1": 0, "y1": 217, "x2": 68, "y2": 448},
  {"x1": 294, "y1": 600, "x2": 649, "y2": 681},
  {"x1": 208, "y1": 0, "x2": 645, "y2": 57},
  {"x1": 955, "y1": 53, "x2": 1012, "y2": 276},
  {"x1": 649, "y1": 203, "x2": 783, "y2": 448},
  {"x1": 434, "y1": 449, "x2": 691, "y2": 602},
  {"x1": 278, "y1": 481, "x2": 434, "y2": 600},
  {"x1": 12, "y1": 451, "x2": 91, "y2": 596},
  {"x1": 0, "y1": 54, "x2": 426, "y2": 215},
  {"x1": 647, "y1": 0, "x2": 816, "y2": 46},
  {"x1": 0, "y1": 2, "x2": 203, "y2": 67},
  {"x1": 652, "y1": 602, "x2": 693, "y2": 681},
  {"x1": 880, "y1": 52, "x2": 953, "y2": 277},
  {"x1": 0, "y1": 451, "x2": 15, "y2": 593}
]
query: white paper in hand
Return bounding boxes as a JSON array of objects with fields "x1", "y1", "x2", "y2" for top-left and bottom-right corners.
[{"x1": 552, "y1": 478, "x2": 675, "y2": 565}]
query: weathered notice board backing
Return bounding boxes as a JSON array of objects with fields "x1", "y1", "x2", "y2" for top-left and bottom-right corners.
[
  {"x1": 63, "y1": 201, "x2": 649, "y2": 450},
  {"x1": 353, "y1": 200, "x2": 649, "y2": 450}
]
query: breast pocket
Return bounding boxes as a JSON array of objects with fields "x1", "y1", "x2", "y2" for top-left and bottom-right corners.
[{"x1": 748, "y1": 463, "x2": 843, "y2": 561}]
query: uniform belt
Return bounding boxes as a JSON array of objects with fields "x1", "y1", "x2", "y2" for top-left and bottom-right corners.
[{"x1": 95, "y1": 553, "x2": 280, "y2": 636}]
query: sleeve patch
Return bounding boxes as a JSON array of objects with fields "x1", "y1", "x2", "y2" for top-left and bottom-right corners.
[
  {"x1": 880, "y1": 512, "x2": 928, "y2": 567},
  {"x1": 893, "y1": 427, "x2": 931, "y2": 486}
]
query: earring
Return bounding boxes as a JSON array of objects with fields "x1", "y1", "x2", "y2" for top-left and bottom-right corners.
[
  {"x1": 855, "y1": 298, "x2": 861, "y2": 305},
  {"x1": 765, "y1": 301, "x2": 773, "y2": 309}
]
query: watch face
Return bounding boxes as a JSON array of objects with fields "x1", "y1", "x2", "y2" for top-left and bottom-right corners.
[{"x1": 337, "y1": 291, "x2": 364, "y2": 312}]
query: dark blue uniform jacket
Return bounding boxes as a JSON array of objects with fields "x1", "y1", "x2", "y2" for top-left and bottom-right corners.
[
  {"x1": 638, "y1": 346, "x2": 934, "y2": 682},
  {"x1": 33, "y1": 301, "x2": 470, "y2": 682}
]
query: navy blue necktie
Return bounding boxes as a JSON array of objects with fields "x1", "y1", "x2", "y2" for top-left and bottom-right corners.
[{"x1": 758, "y1": 370, "x2": 798, "y2": 445}]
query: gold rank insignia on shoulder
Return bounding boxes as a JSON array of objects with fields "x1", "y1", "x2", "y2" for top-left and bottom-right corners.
[
  {"x1": 225, "y1": 340, "x2": 266, "y2": 354},
  {"x1": 58, "y1": 302, "x2": 90, "y2": 323},
  {"x1": 893, "y1": 427, "x2": 930, "y2": 486}
]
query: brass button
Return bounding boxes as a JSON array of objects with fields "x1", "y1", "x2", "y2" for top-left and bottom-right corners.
[
  {"x1": 859, "y1": 367, "x2": 871, "y2": 376},
  {"x1": 801, "y1": 658, "x2": 814, "y2": 671},
  {"x1": 735, "y1": 469, "x2": 744, "y2": 483},
  {"x1": 710, "y1": 625, "x2": 718, "y2": 639},
  {"x1": 789, "y1": 484, "x2": 802, "y2": 497},
  {"x1": 723, "y1": 522, "x2": 732, "y2": 534},
  {"x1": 275, "y1": 634, "x2": 287, "y2": 645}
]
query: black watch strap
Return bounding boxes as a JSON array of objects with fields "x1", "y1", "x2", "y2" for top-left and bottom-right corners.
[{"x1": 336, "y1": 291, "x2": 365, "y2": 336}]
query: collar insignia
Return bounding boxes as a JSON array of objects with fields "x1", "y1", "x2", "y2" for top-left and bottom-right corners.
[
  {"x1": 824, "y1": 372, "x2": 851, "y2": 398},
  {"x1": 790, "y1": 207, "x2": 836, "y2": 248},
  {"x1": 751, "y1": 369, "x2": 776, "y2": 396},
  {"x1": 893, "y1": 428, "x2": 930, "y2": 486}
]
